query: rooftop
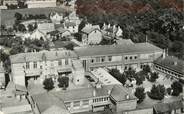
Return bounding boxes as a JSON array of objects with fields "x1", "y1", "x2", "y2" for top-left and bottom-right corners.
[
  {"x1": 52, "y1": 86, "x2": 109, "y2": 102},
  {"x1": 154, "y1": 56, "x2": 184, "y2": 75},
  {"x1": 110, "y1": 85, "x2": 136, "y2": 102},
  {"x1": 64, "y1": 21, "x2": 76, "y2": 27},
  {"x1": 10, "y1": 50, "x2": 78, "y2": 64},
  {"x1": 75, "y1": 43, "x2": 162, "y2": 57},
  {"x1": 81, "y1": 25, "x2": 100, "y2": 34}
]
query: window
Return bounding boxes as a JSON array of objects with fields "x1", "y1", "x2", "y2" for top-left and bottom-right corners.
[
  {"x1": 82, "y1": 100, "x2": 89, "y2": 106},
  {"x1": 58, "y1": 60, "x2": 62, "y2": 66},
  {"x1": 108, "y1": 56, "x2": 112, "y2": 61},
  {"x1": 65, "y1": 59, "x2": 69, "y2": 65},
  {"x1": 125, "y1": 56, "x2": 128, "y2": 60},
  {"x1": 73, "y1": 101, "x2": 80, "y2": 107},
  {"x1": 130, "y1": 56, "x2": 132, "y2": 60},
  {"x1": 134, "y1": 56, "x2": 137, "y2": 59},
  {"x1": 91, "y1": 59, "x2": 94, "y2": 63},
  {"x1": 33, "y1": 62, "x2": 37, "y2": 69},
  {"x1": 101, "y1": 56, "x2": 105, "y2": 62},
  {"x1": 26, "y1": 62, "x2": 29, "y2": 69}
]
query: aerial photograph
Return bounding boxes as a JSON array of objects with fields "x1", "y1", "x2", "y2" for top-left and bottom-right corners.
[{"x1": 0, "y1": 0, "x2": 183, "y2": 114}]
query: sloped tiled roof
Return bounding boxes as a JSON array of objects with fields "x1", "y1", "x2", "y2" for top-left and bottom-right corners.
[
  {"x1": 81, "y1": 25, "x2": 100, "y2": 34},
  {"x1": 75, "y1": 43, "x2": 162, "y2": 57},
  {"x1": 10, "y1": 50, "x2": 77, "y2": 64}
]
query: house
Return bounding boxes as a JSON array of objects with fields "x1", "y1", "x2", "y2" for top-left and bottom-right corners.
[
  {"x1": 3, "y1": 0, "x2": 18, "y2": 5},
  {"x1": 26, "y1": 0, "x2": 57, "y2": 8},
  {"x1": 50, "y1": 12, "x2": 64, "y2": 24},
  {"x1": 74, "y1": 42, "x2": 163, "y2": 73},
  {"x1": 9, "y1": 50, "x2": 82, "y2": 86},
  {"x1": 0, "y1": 62, "x2": 5, "y2": 89},
  {"x1": 81, "y1": 24, "x2": 103, "y2": 45},
  {"x1": 63, "y1": 21, "x2": 78, "y2": 34},
  {"x1": 153, "y1": 53, "x2": 184, "y2": 81},
  {"x1": 29, "y1": 29, "x2": 46, "y2": 40},
  {"x1": 110, "y1": 85, "x2": 137, "y2": 112},
  {"x1": 37, "y1": 23, "x2": 55, "y2": 34},
  {"x1": 0, "y1": 81, "x2": 32, "y2": 114},
  {"x1": 65, "y1": 10, "x2": 81, "y2": 25},
  {"x1": 153, "y1": 101, "x2": 183, "y2": 114}
]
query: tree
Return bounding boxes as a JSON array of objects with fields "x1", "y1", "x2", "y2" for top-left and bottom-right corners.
[
  {"x1": 109, "y1": 69, "x2": 127, "y2": 85},
  {"x1": 58, "y1": 77, "x2": 69, "y2": 90},
  {"x1": 135, "y1": 76, "x2": 143, "y2": 85},
  {"x1": 43, "y1": 78, "x2": 54, "y2": 91},
  {"x1": 171, "y1": 81, "x2": 183, "y2": 96},
  {"x1": 14, "y1": 12, "x2": 23, "y2": 21},
  {"x1": 134, "y1": 87, "x2": 146, "y2": 103},
  {"x1": 10, "y1": 45, "x2": 25, "y2": 55},
  {"x1": 17, "y1": 24, "x2": 26, "y2": 32},
  {"x1": 148, "y1": 84, "x2": 166, "y2": 100},
  {"x1": 78, "y1": 20, "x2": 86, "y2": 32},
  {"x1": 27, "y1": 24, "x2": 35, "y2": 32},
  {"x1": 64, "y1": 43, "x2": 74, "y2": 50},
  {"x1": 149, "y1": 72, "x2": 159, "y2": 82},
  {"x1": 142, "y1": 65, "x2": 151, "y2": 74}
]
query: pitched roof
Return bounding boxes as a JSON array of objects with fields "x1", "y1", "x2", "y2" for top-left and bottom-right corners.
[
  {"x1": 64, "y1": 21, "x2": 76, "y2": 27},
  {"x1": 154, "y1": 56, "x2": 184, "y2": 75},
  {"x1": 10, "y1": 50, "x2": 77, "y2": 64},
  {"x1": 110, "y1": 85, "x2": 136, "y2": 102},
  {"x1": 81, "y1": 25, "x2": 100, "y2": 34},
  {"x1": 53, "y1": 87, "x2": 109, "y2": 102},
  {"x1": 42, "y1": 105, "x2": 69, "y2": 114},
  {"x1": 74, "y1": 43, "x2": 162, "y2": 57}
]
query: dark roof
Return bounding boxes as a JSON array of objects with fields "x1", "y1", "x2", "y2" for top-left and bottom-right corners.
[
  {"x1": 154, "y1": 56, "x2": 184, "y2": 75},
  {"x1": 64, "y1": 22, "x2": 76, "y2": 27},
  {"x1": 74, "y1": 43, "x2": 162, "y2": 57},
  {"x1": 154, "y1": 101, "x2": 183, "y2": 113},
  {"x1": 110, "y1": 85, "x2": 136, "y2": 102},
  {"x1": 47, "y1": 30, "x2": 60, "y2": 35}
]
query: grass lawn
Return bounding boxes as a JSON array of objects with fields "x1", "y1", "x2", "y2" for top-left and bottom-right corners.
[{"x1": 0, "y1": 7, "x2": 68, "y2": 26}]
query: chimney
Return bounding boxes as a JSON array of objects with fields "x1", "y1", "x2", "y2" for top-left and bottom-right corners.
[
  {"x1": 93, "y1": 90, "x2": 96, "y2": 97},
  {"x1": 162, "y1": 49, "x2": 166, "y2": 59}
]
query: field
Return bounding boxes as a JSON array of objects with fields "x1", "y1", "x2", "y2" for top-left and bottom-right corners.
[{"x1": 0, "y1": 7, "x2": 67, "y2": 26}]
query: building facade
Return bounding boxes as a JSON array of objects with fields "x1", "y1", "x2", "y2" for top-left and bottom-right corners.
[
  {"x1": 0, "y1": 62, "x2": 5, "y2": 89},
  {"x1": 10, "y1": 50, "x2": 85, "y2": 86},
  {"x1": 74, "y1": 43, "x2": 163, "y2": 73},
  {"x1": 26, "y1": 0, "x2": 57, "y2": 8}
]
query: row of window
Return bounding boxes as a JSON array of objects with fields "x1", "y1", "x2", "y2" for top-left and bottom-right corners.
[
  {"x1": 90, "y1": 55, "x2": 138, "y2": 64},
  {"x1": 93, "y1": 97, "x2": 109, "y2": 103},
  {"x1": 65, "y1": 100, "x2": 89, "y2": 109},
  {"x1": 25, "y1": 59, "x2": 69, "y2": 69},
  {"x1": 155, "y1": 65, "x2": 183, "y2": 78}
]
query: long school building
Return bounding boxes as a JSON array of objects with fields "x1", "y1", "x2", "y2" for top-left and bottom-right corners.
[{"x1": 74, "y1": 43, "x2": 163, "y2": 73}]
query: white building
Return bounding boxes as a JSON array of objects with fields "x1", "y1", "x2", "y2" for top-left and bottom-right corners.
[
  {"x1": 81, "y1": 24, "x2": 103, "y2": 45},
  {"x1": 50, "y1": 12, "x2": 64, "y2": 24},
  {"x1": 26, "y1": 0, "x2": 57, "y2": 8},
  {"x1": 10, "y1": 50, "x2": 85, "y2": 86},
  {"x1": 37, "y1": 23, "x2": 55, "y2": 34},
  {"x1": 63, "y1": 21, "x2": 78, "y2": 34},
  {"x1": 29, "y1": 29, "x2": 47, "y2": 40}
]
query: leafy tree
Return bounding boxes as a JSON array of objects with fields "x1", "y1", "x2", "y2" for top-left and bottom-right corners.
[
  {"x1": 134, "y1": 87, "x2": 146, "y2": 103},
  {"x1": 43, "y1": 78, "x2": 54, "y2": 92},
  {"x1": 142, "y1": 65, "x2": 151, "y2": 74},
  {"x1": 149, "y1": 72, "x2": 159, "y2": 82},
  {"x1": 135, "y1": 76, "x2": 143, "y2": 85},
  {"x1": 148, "y1": 84, "x2": 166, "y2": 100},
  {"x1": 171, "y1": 81, "x2": 183, "y2": 96},
  {"x1": 14, "y1": 12, "x2": 23, "y2": 21},
  {"x1": 27, "y1": 24, "x2": 35, "y2": 32},
  {"x1": 58, "y1": 77, "x2": 69, "y2": 90},
  {"x1": 10, "y1": 45, "x2": 25, "y2": 55},
  {"x1": 17, "y1": 24, "x2": 26, "y2": 32},
  {"x1": 109, "y1": 69, "x2": 127, "y2": 85}
]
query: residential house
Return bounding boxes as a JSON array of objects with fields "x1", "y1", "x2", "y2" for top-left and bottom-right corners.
[
  {"x1": 29, "y1": 29, "x2": 46, "y2": 40},
  {"x1": 65, "y1": 10, "x2": 81, "y2": 25},
  {"x1": 0, "y1": 62, "x2": 5, "y2": 89},
  {"x1": 3, "y1": 0, "x2": 18, "y2": 5},
  {"x1": 74, "y1": 42, "x2": 163, "y2": 73},
  {"x1": 0, "y1": 81, "x2": 32, "y2": 114},
  {"x1": 37, "y1": 23, "x2": 55, "y2": 34},
  {"x1": 153, "y1": 53, "x2": 184, "y2": 81},
  {"x1": 81, "y1": 24, "x2": 103, "y2": 45},
  {"x1": 50, "y1": 12, "x2": 64, "y2": 24},
  {"x1": 63, "y1": 21, "x2": 78, "y2": 34},
  {"x1": 9, "y1": 50, "x2": 84, "y2": 86},
  {"x1": 26, "y1": 0, "x2": 57, "y2": 8}
]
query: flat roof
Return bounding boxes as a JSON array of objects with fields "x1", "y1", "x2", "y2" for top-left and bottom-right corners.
[
  {"x1": 74, "y1": 43, "x2": 162, "y2": 57},
  {"x1": 10, "y1": 50, "x2": 78, "y2": 64},
  {"x1": 91, "y1": 68, "x2": 122, "y2": 85},
  {"x1": 154, "y1": 56, "x2": 184, "y2": 75}
]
